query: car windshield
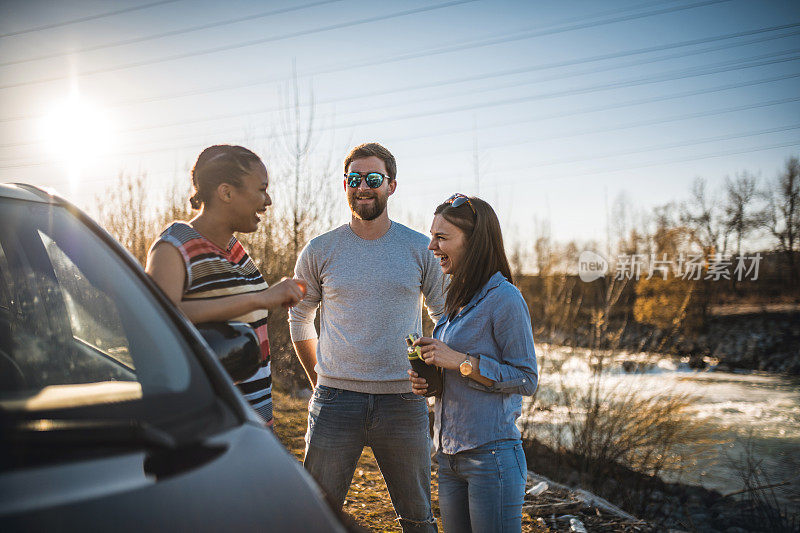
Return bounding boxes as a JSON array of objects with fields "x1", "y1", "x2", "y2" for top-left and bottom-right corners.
[{"x1": 0, "y1": 198, "x2": 216, "y2": 424}]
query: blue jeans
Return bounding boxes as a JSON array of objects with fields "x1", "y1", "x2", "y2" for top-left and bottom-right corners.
[
  {"x1": 436, "y1": 440, "x2": 527, "y2": 533},
  {"x1": 304, "y1": 386, "x2": 437, "y2": 533}
]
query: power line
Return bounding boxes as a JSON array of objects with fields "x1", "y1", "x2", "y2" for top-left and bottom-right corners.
[
  {"x1": 0, "y1": 0, "x2": 343, "y2": 68},
  {"x1": 335, "y1": 48, "x2": 800, "y2": 125},
  {"x1": 308, "y1": 0, "x2": 736, "y2": 82},
  {"x1": 328, "y1": 53, "x2": 800, "y2": 131},
  {"x1": 403, "y1": 95, "x2": 800, "y2": 158},
  {"x1": 0, "y1": 0, "x2": 730, "y2": 94},
  {"x1": 408, "y1": 139, "x2": 800, "y2": 199},
  {"x1": 0, "y1": 0, "x2": 742, "y2": 123},
  {"x1": 2, "y1": 2, "x2": 792, "y2": 199},
  {"x1": 315, "y1": 26, "x2": 800, "y2": 109},
  {"x1": 4, "y1": 58, "x2": 797, "y2": 168},
  {"x1": 391, "y1": 72, "x2": 800, "y2": 147},
  {"x1": 108, "y1": 0, "x2": 713, "y2": 110},
  {"x1": 0, "y1": 0, "x2": 477, "y2": 91},
  {"x1": 7, "y1": 41, "x2": 797, "y2": 158},
  {"x1": 18, "y1": 135, "x2": 800, "y2": 192},
  {"x1": 0, "y1": 3, "x2": 666, "y2": 121},
  {"x1": 7, "y1": 85, "x2": 799, "y2": 161},
  {"x1": 518, "y1": 123, "x2": 800, "y2": 170},
  {"x1": 0, "y1": 0, "x2": 182, "y2": 39},
  {"x1": 8, "y1": 90, "x2": 800, "y2": 173},
  {"x1": 524, "y1": 140, "x2": 800, "y2": 186},
  {"x1": 4, "y1": 37, "x2": 797, "y2": 165},
  {"x1": 5, "y1": 23, "x2": 797, "y2": 146}
]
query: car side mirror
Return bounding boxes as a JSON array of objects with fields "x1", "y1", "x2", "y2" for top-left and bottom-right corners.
[{"x1": 196, "y1": 322, "x2": 261, "y2": 383}]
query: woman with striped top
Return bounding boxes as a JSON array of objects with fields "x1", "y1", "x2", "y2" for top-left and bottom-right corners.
[{"x1": 146, "y1": 145, "x2": 305, "y2": 426}]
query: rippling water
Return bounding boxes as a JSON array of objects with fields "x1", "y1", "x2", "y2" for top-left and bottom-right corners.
[{"x1": 526, "y1": 344, "x2": 800, "y2": 511}]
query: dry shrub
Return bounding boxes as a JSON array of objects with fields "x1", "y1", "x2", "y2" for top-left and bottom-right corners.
[
  {"x1": 522, "y1": 274, "x2": 719, "y2": 516},
  {"x1": 540, "y1": 374, "x2": 718, "y2": 513},
  {"x1": 95, "y1": 173, "x2": 158, "y2": 265},
  {"x1": 95, "y1": 173, "x2": 193, "y2": 266},
  {"x1": 727, "y1": 436, "x2": 799, "y2": 532},
  {"x1": 633, "y1": 277, "x2": 703, "y2": 336}
]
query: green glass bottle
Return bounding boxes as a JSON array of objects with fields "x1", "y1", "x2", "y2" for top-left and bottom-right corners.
[{"x1": 405, "y1": 333, "x2": 442, "y2": 397}]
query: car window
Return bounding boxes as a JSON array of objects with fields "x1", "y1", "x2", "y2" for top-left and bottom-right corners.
[
  {"x1": 39, "y1": 231, "x2": 134, "y2": 370},
  {"x1": 0, "y1": 200, "x2": 215, "y2": 422}
]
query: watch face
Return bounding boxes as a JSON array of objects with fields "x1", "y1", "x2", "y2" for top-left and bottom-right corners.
[{"x1": 459, "y1": 359, "x2": 472, "y2": 376}]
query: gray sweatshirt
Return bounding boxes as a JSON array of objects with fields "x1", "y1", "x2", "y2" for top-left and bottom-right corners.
[{"x1": 289, "y1": 222, "x2": 446, "y2": 394}]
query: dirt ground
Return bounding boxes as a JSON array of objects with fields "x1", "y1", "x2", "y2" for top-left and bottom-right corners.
[{"x1": 273, "y1": 391, "x2": 547, "y2": 532}]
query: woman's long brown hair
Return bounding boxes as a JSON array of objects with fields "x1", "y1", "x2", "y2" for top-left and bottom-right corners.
[{"x1": 435, "y1": 196, "x2": 513, "y2": 316}]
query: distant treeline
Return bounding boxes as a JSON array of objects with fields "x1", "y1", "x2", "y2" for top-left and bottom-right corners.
[
  {"x1": 520, "y1": 250, "x2": 800, "y2": 340},
  {"x1": 520, "y1": 156, "x2": 800, "y2": 283}
]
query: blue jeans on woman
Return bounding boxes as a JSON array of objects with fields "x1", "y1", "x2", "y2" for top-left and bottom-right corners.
[
  {"x1": 304, "y1": 386, "x2": 437, "y2": 533},
  {"x1": 436, "y1": 440, "x2": 527, "y2": 533}
]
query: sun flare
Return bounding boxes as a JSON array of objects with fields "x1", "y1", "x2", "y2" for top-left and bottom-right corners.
[{"x1": 40, "y1": 95, "x2": 113, "y2": 177}]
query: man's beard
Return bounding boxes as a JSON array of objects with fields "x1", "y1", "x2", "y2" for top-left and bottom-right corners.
[{"x1": 348, "y1": 193, "x2": 388, "y2": 221}]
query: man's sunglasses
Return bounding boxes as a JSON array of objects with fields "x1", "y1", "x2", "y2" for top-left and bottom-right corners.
[
  {"x1": 345, "y1": 172, "x2": 390, "y2": 189},
  {"x1": 445, "y1": 193, "x2": 476, "y2": 216}
]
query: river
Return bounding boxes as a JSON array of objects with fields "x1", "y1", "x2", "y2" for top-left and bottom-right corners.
[{"x1": 525, "y1": 344, "x2": 800, "y2": 512}]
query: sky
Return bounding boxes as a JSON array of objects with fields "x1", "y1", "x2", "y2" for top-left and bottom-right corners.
[{"x1": 1, "y1": 0, "x2": 799, "y2": 249}]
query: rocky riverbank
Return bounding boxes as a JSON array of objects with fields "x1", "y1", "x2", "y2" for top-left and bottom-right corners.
[
  {"x1": 688, "y1": 311, "x2": 800, "y2": 374},
  {"x1": 540, "y1": 310, "x2": 800, "y2": 375},
  {"x1": 521, "y1": 438, "x2": 794, "y2": 533},
  {"x1": 520, "y1": 471, "x2": 654, "y2": 532}
]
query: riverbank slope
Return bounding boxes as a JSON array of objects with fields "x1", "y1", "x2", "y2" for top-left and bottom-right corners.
[{"x1": 539, "y1": 309, "x2": 800, "y2": 374}]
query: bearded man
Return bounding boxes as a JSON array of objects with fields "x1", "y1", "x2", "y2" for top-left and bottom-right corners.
[{"x1": 289, "y1": 142, "x2": 445, "y2": 532}]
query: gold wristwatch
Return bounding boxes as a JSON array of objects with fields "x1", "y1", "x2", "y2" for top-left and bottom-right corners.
[{"x1": 459, "y1": 354, "x2": 474, "y2": 377}]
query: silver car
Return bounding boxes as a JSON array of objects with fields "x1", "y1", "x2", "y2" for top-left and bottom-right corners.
[{"x1": 0, "y1": 183, "x2": 345, "y2": 532}]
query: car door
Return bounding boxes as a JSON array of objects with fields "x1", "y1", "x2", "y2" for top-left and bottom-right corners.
[{"x1": 0, "y1": 193, "x2": 345, "y2": 532}]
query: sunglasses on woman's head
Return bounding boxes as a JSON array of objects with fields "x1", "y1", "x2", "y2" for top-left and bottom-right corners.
[
  {"x1": 345, "y1": 172, "x2": 389, "y2": 188},
  {"x1": 445, "y1": 193, "x2": 476, "y2": 216}
]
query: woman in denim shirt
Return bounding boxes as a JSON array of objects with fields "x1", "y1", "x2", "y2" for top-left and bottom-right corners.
[{"x1": 408, "y1": 194, "x2": 538, "y2": 533}]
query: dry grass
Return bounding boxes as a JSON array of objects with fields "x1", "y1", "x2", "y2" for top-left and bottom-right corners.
[
  {"x1": 521, "y1": 272, "x2": 722, "y2": 517},
  {"x1": 728, "y1": 436, "x2": 799, "y2": 532},
  {"x1": 272, "y1": 391, "x2": 547, "y2": 532}
]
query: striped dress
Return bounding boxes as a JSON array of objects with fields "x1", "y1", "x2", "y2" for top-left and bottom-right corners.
[{"x1": 156, "y1": 222, "x2": 273, "y2": 426}]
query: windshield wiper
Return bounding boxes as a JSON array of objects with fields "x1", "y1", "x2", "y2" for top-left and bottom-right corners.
[{"x1": 6, "y1": 418, "x2": 177, "y2": 450}]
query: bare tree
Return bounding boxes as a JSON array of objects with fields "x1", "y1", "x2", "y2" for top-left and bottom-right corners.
[
  {"x1": 509, "y1": 244, "x2": 524, "y2": 281},
  {"x1": 761, "y1": 156, "x2": 800, "y2": 283},
  {"x1": 273, "y1": 62, "x2": 338, "y2": 267},
  {"x1": 469, "y1": 114, "x2": 490, "y2": 196},
  {"x1": 242, "y1": 65, "x2": 341, "y2": 392},
  {"x1": 532, "y1": 216, "x2": 553, "y2": 276},
  {"x1": 723, "y1": 171, "x2": 759, "y2": 257},
  {"x1": 96, "y1": 173, "x2": 157, "y2": 266},
  {"x1": 611, "y1": 192, "x2": 652, "y2": 256},
  {"x1": 649, "y1": 202, "x2": 684, "y2": 262},
  {"x1": 611, "y1": 192, "x2": 632, "y2": 254},
  {"x1": 679, "y1": 177, "x2": 723, "y2": 257}
]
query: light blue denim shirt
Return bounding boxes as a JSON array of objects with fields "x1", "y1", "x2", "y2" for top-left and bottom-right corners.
[{"x1": 433, "y1": 271, "x2": 538, "y2": 454}]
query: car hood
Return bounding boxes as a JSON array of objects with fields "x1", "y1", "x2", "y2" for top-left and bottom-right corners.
[{"x1": 0, "y1": 423, "x2": 345, "y2": 532}]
